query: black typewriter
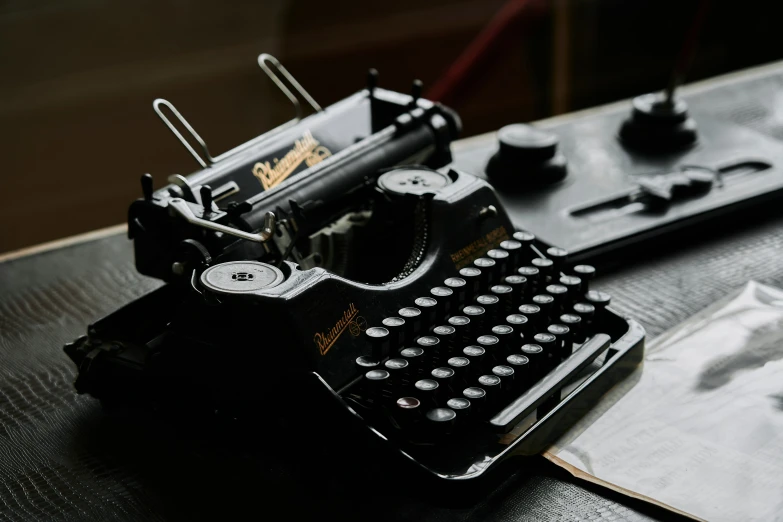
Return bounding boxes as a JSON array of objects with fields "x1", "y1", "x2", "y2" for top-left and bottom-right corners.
[{"x1": 64, "y1": 55, "x2": 645, "y2": 484}]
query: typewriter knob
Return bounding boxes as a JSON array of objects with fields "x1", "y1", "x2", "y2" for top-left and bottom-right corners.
[
  {"x1": 200, "y1": 261, "x2": 285, "y2": 295},
  {"x1": 486, "y1": 124, "x2": 567, "y2": 186},
  {"x1": 377, "y1": 168, "x2": 452, "y2": 197}
]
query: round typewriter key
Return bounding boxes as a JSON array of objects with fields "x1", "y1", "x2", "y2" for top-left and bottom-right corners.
[
  {"x1": 398, "y1": 306, "x2": 422, "y2": 337},
  {"x1": 517, "y1": 266, "x2": 540, "y2": 278},
  {"x1": 518, "y1": 303, "x2": 541, "y2": 315},
  {"x1": 546, "y1": 284, "x2": 568, "y2": 297},
  {"x1": 365, "y1": 326, "x2": 391, "y2": 360},
  {"x1": 504, "y1": 275, "x2": 528, "y2": 304},
  {"x1": 476, "y1": 294, "x2": 501, "y2": 323},
  {"x1": 430, "y1": 286, "x2": 453, "y2": 298},
  {"x1": 487, "y1": 248, "x2": 510, "y2": 277},
  {"x1": 444, "y1": 276, "x2": 468, "y2": 305},
  {"x1": 476, "y1": 294, "x2": 500, "y2": 306},
  {"x1": 432, "y1": 325, "x2": 457, "y2": 359},
  {"x1": 517, "y1": 266, "x2": 541, "y2": 296},
  {"x1": 574, "y1": 302, "x2": 596, "y2": 334},
  {"x1": 506, "y1": 354, "x2": 530, "y2": 389},
  {"x1": 415, "y1": 335, "x2": 440, "y2": 353},
  {"x1": 415, "y1": 378, "x2": 439, "y2": 391},
  {"x1": 512, "y1": 230, "x2": 536, "y2": 246},
  {"x1": 573, "y1": 302, "x2": 595, "y2": 317},
  {"x1": 534, "y1": 332, "x2": 558, "y2": 370},
  {"x1": 366, "y1": 369, "x2": 390, "y2": 381},
  {"x1": 415, "y1": 296, "x2": 439, "y2": 324},
  {"x1": 382, "y1": 316, "x2": 406, "y2": 349},
  {"x1": 364, "y1": 369, "x2": 390, "y2": 400},
  {"x1": 518, "y1": 303, "x2": 542, "y2": 329},
  {"x1": 533, "y1": 294, "x2": 555, "y2": 320},
  {"x1": 573, "y1": 264, "x2": 596, "y2": 292},
  {"x1": 490, "y1": 284, "x2": 513, "y2": 296},
  {"x1": 506, "y1": 313, "x2": 528, "y2": 327},
  {"x1": 385, "y1": 358, "x2": 409, "y2": 371},
  {"x1": 459, "y1": 266, "x2": 483, "y2": 296},
  {"x1": 414, "y1": 378, "x2": 440, "y2": 407},
  {"x1": 395, "y1": 397, "x2": 422, "y2": 426},
  {"x1": 478, "y1": 374, "x2": 502, "y2": 407},
  {"x1": 492, "y1": 365, "x2": 515, "y2": 392},
  {"x1": 517, "y1": 266, "x2": 541, "y2": 278},
  {"x1": 500, "y1": 239, "x2": 523, "y2": 268},
  {"x1": 447, "y1": 315, "x2": 472, "y2": 345},
  {"x1": 400, "y1": 347, "x2": 425, "y2": 374},
  {"x1": 430, "y1": 286, "x2": 455, "y2": 316},
  {"x1": 545, "y1": 284, "x2": 569, "y2": 314},
  {"x1": 425, "y1": 408, "x2": 457, "y2": 436},
  {"x1": 490, "y1": 284, "x2": 514, "y2": 313},
  {"x1": 431, "y1": 367, "x2": 456, "y2": 394},
  {"x1": 585, "y1": 290, "x2": 611, "y2": 310},
  {"x1": 521, "y1": 343, "x2": 545, "y2": 374},
  {"x1": 477, "y1": 334, "x2": 500, "y2": 364},
  {"x1": 531, "y1": 257, "x2": 554, "y2": 282},
  {"x1": 545, "y1": 247, "x2": 569, "y2": 273},
  {"x1": 447, "y1": 397, "x2": 471, "y2": 414},
  {"x1": 447, "y1": 398, "x2": 472, "y2": 422},
  {"x1": 477, "y1": 334, "x2": 499, "y2": 349},
  {"x1": 506, "y1": 313, "x2": 531, "y2": 341},
  {"x1": 463, "y1": 386, "x2": 487, "y2": 412},
  {"x1": 447, "y1": 356, "x2": 470, "y2": 368},
  {"x1": 560, "y1": 313, "x2": 583, "y2": 343},
  {"x1": 355, "y1": 356, "x2": 380, "y2": 374},
  {"x1": 462, "y1": 304, "x2": 486, "y2": 333},
  {"x1": 447, "y1": 356, "x2": 471, "y2": 381},
  {"x1": 385, "y1": 358, "x2": 410, "y2": 391},
  {"x1": 474, "y1": 257, "x2": 497, "y2": 286},
  {"x1": 478, "y1": 374, "x2": 501, "y2": 387},
  {"x1": 397, "y1": 396, "x2": 420, "y2": 409},
  {"x1": 559, "y1": 275, "x2": 583, "y2": 301},
  {"x1": 491, "y1": 324, "x2": 515, "y2": 355},
  {"x1": 547, "y1": 323, "x2": 572, "y2": 359},
  {"x1": 462, "y1": 345, "x2": 487, "y2": 374}
]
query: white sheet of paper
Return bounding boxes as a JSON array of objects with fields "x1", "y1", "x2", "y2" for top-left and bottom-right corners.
[{"x1": 544, "y1": 281, "x2": 783, "y2": 522}]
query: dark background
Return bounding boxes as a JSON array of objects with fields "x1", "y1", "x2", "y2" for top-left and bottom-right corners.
[{"x1": 2, "y1": 0, "x2": 782, "y2": 253}]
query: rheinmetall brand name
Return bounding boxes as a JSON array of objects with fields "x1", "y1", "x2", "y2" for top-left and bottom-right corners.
[
  {"x1": 313, "y1": 303, "x2": 359, "y2": 356},
  {"x1": 251, "y1": 130, "x2": 331, "y2": 190}
]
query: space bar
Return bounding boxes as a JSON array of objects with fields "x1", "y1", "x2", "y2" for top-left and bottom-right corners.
[{"x1": 489, "y1": 333, "x2": 612, "y2": 433}]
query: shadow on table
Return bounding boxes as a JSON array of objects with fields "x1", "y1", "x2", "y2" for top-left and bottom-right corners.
[{"x1": 70, "y1": 404, "x2": 688, "y2": 522}]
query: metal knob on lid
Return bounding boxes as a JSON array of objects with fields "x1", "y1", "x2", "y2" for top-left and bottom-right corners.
[{"x1": 201, "y1": 261, "x2": 285, "y2": 295}]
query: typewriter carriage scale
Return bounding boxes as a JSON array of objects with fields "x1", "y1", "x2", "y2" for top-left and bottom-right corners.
[{"x1": 64, "y1": 55, "x2": 645, "y2": 483}]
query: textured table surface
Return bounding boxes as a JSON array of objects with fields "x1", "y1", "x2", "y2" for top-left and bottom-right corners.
[
  {"x1": 4, "y1": 62, "x2": 783, "y2": 521},
  {"x1": 2, "y1": 202, "x2": 782, "y2": 521}
]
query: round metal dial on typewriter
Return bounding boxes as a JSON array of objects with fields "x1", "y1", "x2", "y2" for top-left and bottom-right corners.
[
  {"x1": 200, "y1": 261, "x2": 285, "y2": 295},
  {"x1": 377, "y1": 168, "x2": 452, "y2": 196}
]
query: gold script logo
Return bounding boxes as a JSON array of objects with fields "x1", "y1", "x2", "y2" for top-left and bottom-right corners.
[
  {"x1": 251, "y1": 130, "x2": 332, "y2": 190},
  {"x1": 313, "y1": 303, "x2": 365, "y2": 356}
]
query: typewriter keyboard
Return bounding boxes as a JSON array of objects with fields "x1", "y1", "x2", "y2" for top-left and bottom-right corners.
[{"x1": 349, "y1": 232, "x2": 616, "y2": 441}]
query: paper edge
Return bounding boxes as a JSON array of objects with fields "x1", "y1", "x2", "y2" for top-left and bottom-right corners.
[{"x1": 542, "y1": 452, "x2": 707, "y2": 522}]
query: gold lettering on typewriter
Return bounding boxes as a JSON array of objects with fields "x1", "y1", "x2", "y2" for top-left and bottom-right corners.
[
  {"x1": 450, "y1": 226, "x2": 509, "y2": 269},
  {"x1": 313, "y1": 303, "x2": 364, "y2": 356},
  {"x1": 251, "y1": 130, "x2": 332, "y2": 190}
]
